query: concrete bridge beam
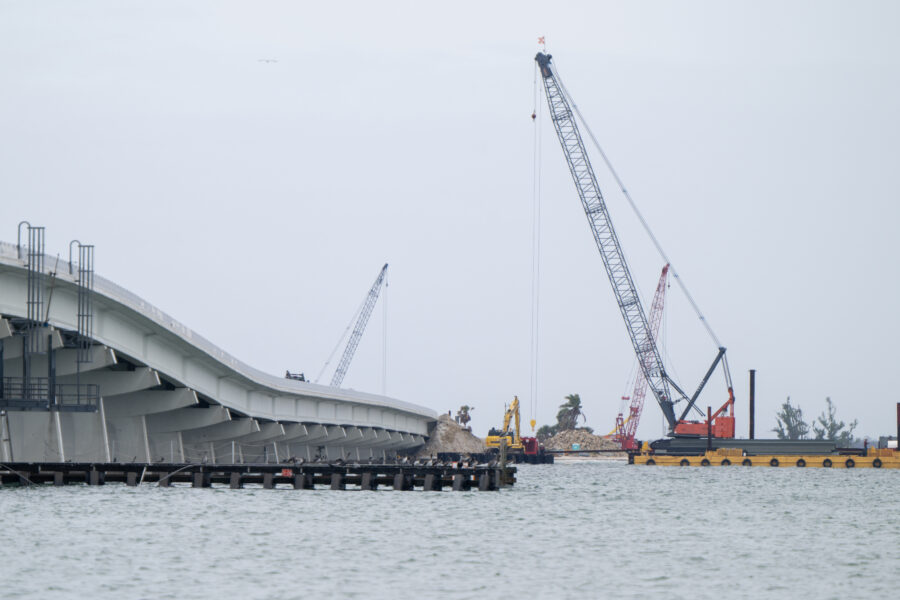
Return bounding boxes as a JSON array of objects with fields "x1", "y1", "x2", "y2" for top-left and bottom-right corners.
[
  {"x1": 3, "y1": 345, "x2": 116, "y2": 377},
  {"x1": 181, "y1": 418, "x2": 260, "y2": 444},
  {"x1": 319, "y1": 425, "x2": 349, "y2": 447},
  {"x1": 302, "y1": 424, "x2": 334, "y2": 445},
  {"x1": 278, "y1": 423, "x2": 309, "y2": 443},
  {"x1": 147, "y1": 405, "x2": 230, "y2": 434},
  {"x1": 0, "y1": 318, "x2": 12, "y2": 339},
  {"x1": 103, "y1": 388, "x2": 198, "y2": 418},
  {"x1": 58, "y1": 366, "x2": 160, "y2": 397},
  {"x1": 236, "y1": 422, "x2": 284, "y2": 444}
]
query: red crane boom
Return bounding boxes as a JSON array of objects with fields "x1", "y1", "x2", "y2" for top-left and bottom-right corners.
[{"x1": 614, "y1": 265, "x2": 669, "y2": 450}]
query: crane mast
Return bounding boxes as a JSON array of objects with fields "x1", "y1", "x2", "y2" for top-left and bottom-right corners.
[
  {"x1": 615, "y1": 264, "x2": 669, "y2": 449},
  {"x1": 330, "y1": 263, "x2": 388, "y2": 388},
  {"x1": 536, "y1": 52, "x2": 680, "y2": 431}
]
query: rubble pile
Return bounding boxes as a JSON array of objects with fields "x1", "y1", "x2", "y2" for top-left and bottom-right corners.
[
  {"x1": 544, "y1": 429, "x2": 621, "y2": 451},
  {"x1": 416, "y1": 414, "x2": 486, "y2": 457}
]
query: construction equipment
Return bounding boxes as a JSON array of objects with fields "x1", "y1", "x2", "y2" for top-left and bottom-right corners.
[
  {"x1": 327, "y1": 263, "x2": 388, "y2": 388},
  {"x1": 485, "y1": 396, "x2": 544, "y2": 457},
  {"x1": 614, "y1": 264, "x2": 669, "y2": 450},
  {"x1": 536, "y1": 52, "x2": 735, "y2": 439},
  {"x1": 486, "y1": 396, "x2": 524, "y2": 451},
  {"x1": 481, "y1": 397, "x2": 551, "y2": 462}
]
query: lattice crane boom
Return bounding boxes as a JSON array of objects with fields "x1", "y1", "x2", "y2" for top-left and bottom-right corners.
[
  {"x1": 330, "y1": 263, "x2": 388, "y2": 388},
  {"x1": 536, "y1": 52, "x2": 681, "y2": 431},
  {"x1": 616, "y1": 264, "x2": 669, "y2": 449},
  {"x1": 537, "y1": 52, "x2": 736, "y2": 439}
]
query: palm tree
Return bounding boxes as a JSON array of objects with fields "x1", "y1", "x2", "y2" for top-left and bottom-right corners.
[
  {"x1": 556, "y1": 394, "x2": 585, "y2": 432},
  {"x1": 456, "y1": 405, "x2": 473, "y2": 427}
]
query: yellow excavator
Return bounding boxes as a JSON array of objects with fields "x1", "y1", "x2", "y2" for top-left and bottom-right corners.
[
  {"x1": 485, "y1": 396, "x2": 548, "y2": 462},
  {"x1": 486, "y1": 396, "x2": 527, "y2": 451}
]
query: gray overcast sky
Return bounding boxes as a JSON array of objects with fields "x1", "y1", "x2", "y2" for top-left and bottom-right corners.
[{"x1": 2, "y1": 1, "x2": 898, "y2": 440}]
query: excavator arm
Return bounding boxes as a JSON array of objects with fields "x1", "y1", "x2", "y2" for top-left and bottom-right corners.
[
  {"x1": 511, "y1": 397, "x2": 521, "y2": 446},
  {"x1": 486, "y1": 396, "x2": 524, "y2": 450}
]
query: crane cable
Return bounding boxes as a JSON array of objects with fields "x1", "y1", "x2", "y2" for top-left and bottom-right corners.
[
  {"x1": 553, "y1": 69, "x2": 723, "y2": 350},
  {"x1": 314, "y1": 295, "x2": 368, "y2": 384},
  {"x1": 529, "y1": 61, "x2": 543, "y2": 430},
  {"x1": 382, "y1": 268, "x2": 388, "y2": 395}
]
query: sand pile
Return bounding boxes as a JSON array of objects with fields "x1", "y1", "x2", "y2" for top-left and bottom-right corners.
[
  {"x1": 416, "y1": 414, "x2": 487, "y2": 456},
  {"x1": 545, "y1": 429, "x2": 620, "y2": 451}
]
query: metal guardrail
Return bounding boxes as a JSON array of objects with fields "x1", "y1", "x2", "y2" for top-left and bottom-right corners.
[{"x1": 0, "y1": 377, "x2": 98, "y2": 412}]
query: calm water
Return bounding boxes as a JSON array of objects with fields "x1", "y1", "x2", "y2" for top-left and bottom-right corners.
[{"x1": 2, "y1": 462, "x2": 898, "y2": 599}]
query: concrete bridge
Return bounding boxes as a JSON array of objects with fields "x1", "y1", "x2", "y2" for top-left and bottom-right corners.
[{"x1": 0, "y1": 239, "x2": 435, "y2": 464}]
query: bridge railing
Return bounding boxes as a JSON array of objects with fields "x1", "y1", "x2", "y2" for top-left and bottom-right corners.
[{"x1": 0, "y1": 377, "x2": 99, "y2": 412}]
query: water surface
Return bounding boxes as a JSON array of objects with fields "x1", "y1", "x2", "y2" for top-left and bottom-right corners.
[{"x1": 2, "y1": 462, "x2": 898, "y2": 599}]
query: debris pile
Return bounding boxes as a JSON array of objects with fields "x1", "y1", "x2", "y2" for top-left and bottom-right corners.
[
  {"x1": 544, "y1": 429, "x2": 621, "y2": 451},
  {"x1": 416, "y1": 414, "x2": 487, "y2": 457}
]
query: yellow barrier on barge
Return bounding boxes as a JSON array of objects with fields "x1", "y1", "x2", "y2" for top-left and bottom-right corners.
[{"x1": 632, "y1": 448, "x2": 900, "y2": 469}]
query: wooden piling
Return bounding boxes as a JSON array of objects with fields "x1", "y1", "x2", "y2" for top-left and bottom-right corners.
[
  {"x1": 0, "y1": 461, "x2": 513, "y2": 491},
  {"x1": 499, "y1": 438, "x2": 508, "y2": 487}
]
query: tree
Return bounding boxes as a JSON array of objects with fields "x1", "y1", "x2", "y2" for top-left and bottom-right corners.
[
  {"x1": 536, "y1": 394, "x2": 589, "y2": 440},
  {"x1": 536, "y1": 424, "x2": 558, "y2": 441},
  {"x1": 455, "y1": 405, "x2": 473, "y2": 427},
  {"x1": 813, "y1": 397, "x2": 857, "y2": 447},
  {"x1": 555, "y1": 394, "x2": 586, "y2": 432},
  {"x1": 772, "y1": 397, "x2": 810, "y2": 440}
]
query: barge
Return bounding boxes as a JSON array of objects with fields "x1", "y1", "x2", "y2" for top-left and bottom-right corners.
[{"x1": 631, "y1": 447, "x2": 898, "y2": 469}]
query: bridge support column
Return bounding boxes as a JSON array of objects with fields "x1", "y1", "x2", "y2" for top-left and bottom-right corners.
[
  {"x1": 360, "y1": 472, "x2": 376, "y2": 490},
  {"x1": 423, "y1": 473, "x2": 441, "y2": 491}
]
